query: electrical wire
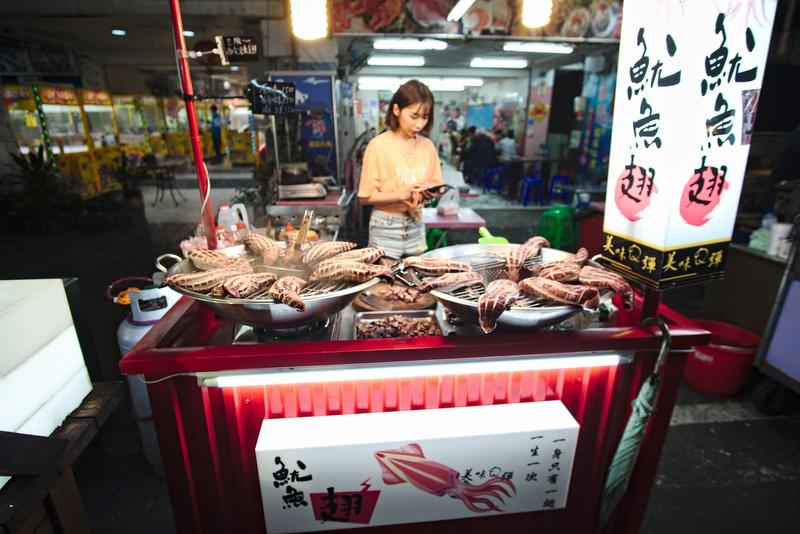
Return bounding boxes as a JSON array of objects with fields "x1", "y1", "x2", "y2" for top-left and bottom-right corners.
[{"x1": 138, "y1": 372, "x2": 195, "y2": 384}]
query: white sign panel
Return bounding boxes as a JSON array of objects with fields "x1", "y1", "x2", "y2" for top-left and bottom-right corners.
[
  {"x1": 255, "y1": 401, "x2": 579, "y2": 532},
  {"x1": 602, "y1": 0, "x2": 777, "y2": 288}
]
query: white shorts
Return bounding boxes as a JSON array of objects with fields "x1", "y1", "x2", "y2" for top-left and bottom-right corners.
[{"x1": 368, "y1": 210, "x2": 427, "y2": 259}]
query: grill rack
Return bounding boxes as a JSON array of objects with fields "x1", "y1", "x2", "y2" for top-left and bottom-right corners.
[{"x1": 406, "y1": 252, "x2": 553, "y2": 310}]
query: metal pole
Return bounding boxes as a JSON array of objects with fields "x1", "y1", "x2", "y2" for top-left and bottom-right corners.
[{"x1": 168, "y1": 0, "x2": 217, "y2": 249}]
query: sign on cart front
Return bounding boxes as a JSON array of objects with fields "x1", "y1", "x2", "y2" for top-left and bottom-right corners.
[{"x1": 255, "y1": 401, "x2": 579, "y2": 532}]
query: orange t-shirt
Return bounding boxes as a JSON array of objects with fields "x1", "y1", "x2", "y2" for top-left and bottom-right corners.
[{"x1": 357, "y1": 131, "x2": 443, "y2": 216}]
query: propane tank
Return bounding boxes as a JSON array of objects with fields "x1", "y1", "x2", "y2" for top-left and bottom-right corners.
[{"x1": 108, "y1": 276, "x2": 181, "y2": 475}]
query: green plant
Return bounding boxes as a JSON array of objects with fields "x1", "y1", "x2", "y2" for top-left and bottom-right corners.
[
  {"x1": 112, "y1": 153, "x2": 141, "y2": 195},
  {"x1": 6, "y1": 146, "x2": 83, "y2": 216}
]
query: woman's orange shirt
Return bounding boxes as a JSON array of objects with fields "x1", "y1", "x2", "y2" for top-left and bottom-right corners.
[{"x1": 358, "y1": 131, "x2": 443, "y2": 216}]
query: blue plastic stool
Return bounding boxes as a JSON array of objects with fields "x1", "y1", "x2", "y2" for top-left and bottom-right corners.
[
  {"x1": 549, "y1": 175, "x2": 570, "y2": 204},
  {"x1": 519, "y1": 176, "x2": 544, "y2": 206},
  {"x1": 472, "y1": 166, "x2": 486, "y2": 188},
  {"x1": 482, "y1": 167, "x2": 505, "y2": 194}
]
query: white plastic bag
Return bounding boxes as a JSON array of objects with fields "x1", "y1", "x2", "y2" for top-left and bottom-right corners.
[{"x1": 436, "y1": 187, "x2": 460, "y2": 216}]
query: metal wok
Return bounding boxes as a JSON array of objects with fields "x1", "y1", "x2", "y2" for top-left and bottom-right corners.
[{"x1": 156, "y1": 254, "x2": 379, "y2": 329}]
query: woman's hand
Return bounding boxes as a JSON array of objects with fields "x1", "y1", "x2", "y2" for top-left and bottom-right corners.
[{"x1": 402, "y1": 190, "x2": 423, "y2": 221}]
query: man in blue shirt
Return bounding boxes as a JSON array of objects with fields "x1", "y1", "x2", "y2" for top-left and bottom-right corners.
[{"x1": 210, "y1": 105, "x2": 222, "y2": 163}]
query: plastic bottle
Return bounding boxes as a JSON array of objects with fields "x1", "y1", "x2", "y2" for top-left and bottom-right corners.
[
  {"x1": 761, "y1": 209, "x2": 777, "y2": 231},
  {"x1": 217, "y1": 204, "x2": 236, "y2": 230}
]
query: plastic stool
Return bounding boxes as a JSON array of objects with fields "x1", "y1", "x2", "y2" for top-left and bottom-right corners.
[
  {"x1": 537, "y1": 204, "x2": 578, "y2": 251},
  {"x1": 472, "y1": 166, "x2": 486, "y2": 188},
  {"x1": 549, "y1": 175, "x2": 570, "y2": 204},
  {"x1": 482, "y1": 167, "x2": 505, "y2": 194},
  {"x1": 426, "y1": 228, "x2": 448, "y2": 250},
  {"x1": 519, "y1": 176, "x2": 544, "y2": 206}
]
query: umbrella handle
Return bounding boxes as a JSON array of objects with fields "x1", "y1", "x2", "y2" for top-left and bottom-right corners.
[{"x1": 641, "y1": 317, "x2": 671, "y2": 376}]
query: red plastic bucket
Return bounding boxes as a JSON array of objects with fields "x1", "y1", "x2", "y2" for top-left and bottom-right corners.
[{"x1": 683, "y1": 320, "x2": 761, "y2": 397}]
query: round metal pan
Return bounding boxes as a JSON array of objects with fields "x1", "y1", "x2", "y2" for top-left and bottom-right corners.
[
  {"x1": 156, "y1": 253, "x2": 379, "y2": 329},
  {"x1": 419, "y1": 243, "x2": 585, "y2": 331}
]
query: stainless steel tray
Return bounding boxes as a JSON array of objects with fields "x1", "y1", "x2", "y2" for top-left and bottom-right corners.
[{"x1": 353, "y1": 310, "x2": 443, "y2": 340}]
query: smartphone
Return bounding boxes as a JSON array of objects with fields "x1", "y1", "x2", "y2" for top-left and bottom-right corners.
[{"x1": 424, "y1": 184, "x2": 452, "y2": 195}]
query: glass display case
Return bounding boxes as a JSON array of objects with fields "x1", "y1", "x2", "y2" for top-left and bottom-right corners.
[
  {"x1": 39, "y1": 87, "x2": 89, "y2": 154},
  {"x1": 113, "y1": 95, "x2": 146, "y2": 146},
  {"x1": 2, "y1": 85, "x2": 43, "y2": 155},
  {"x1": 80, "y1": 89, "x2": 117, "y2": 148}
]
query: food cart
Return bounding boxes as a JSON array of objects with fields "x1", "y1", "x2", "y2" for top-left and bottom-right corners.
[{"x1": 3, "y1": 85, "x2": 43, "y2": 155}]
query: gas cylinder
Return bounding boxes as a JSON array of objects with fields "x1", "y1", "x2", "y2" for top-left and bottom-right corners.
[{"x1": 108, "y1": 276, "x2": 181, "y2": 475}]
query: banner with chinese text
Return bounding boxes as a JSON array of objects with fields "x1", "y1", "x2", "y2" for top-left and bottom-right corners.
[
  {"x1": 256, "y1": 401, "x2": 579, "y2": 532},
  {"x1": 602, "y1": 0, "x2": 777, "y2": 289}
]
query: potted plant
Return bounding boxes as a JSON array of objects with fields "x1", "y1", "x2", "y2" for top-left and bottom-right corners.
[{"x1": 113, "y1": 152, "x2": 145, "y2": 216}]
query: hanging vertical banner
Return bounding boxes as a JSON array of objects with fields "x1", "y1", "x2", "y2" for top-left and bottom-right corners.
[{"x1": 602, "y1": 0, "x2": 778, "y2": 289}]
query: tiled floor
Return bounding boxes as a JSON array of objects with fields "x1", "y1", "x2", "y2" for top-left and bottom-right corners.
[{"x1": 3, "y1": 181, "x2": 798, "y2": 533}]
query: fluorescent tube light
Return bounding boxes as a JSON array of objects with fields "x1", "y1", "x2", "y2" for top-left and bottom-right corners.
[
  {"x1": 522, "y1": 0, "x2": 554, "y2": 28},
  {"x1": 110, "y1": 29, "x2": 127, "y2": 36},
  {"x1": 471, "y1": 57, "x2": 528, "y2": 69},
  {"x1": 367, "y1": 56, "x2": 426, "y2": 67},
  {"x1": 374, "y1": 38, "x2": 448, "y2": 51},
  {"x1": 200, "y1": 353, "x2": 631, "y2": 388},
  {"x1": 290, "y1": 0, "x2": 328, "y2": 40},
  {"x1": 447, "y1": 0, "x2": 477, "y2": 22},
  {"x1": 183, "y1": 30, "x2": 195, "y2": 37},
  {"x1": 230, "y1": 66, "x2": 240, "y2": 71},
  {"x1": 503, "y1": 42, "x2": 574, "y2": 54}
]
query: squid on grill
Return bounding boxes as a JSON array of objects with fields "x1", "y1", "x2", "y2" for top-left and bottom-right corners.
[
  {"x1": 403, "y1": 256, "x2": 472, "y2": 276},
  {"x1": 301, "y1": 241, "x2": 358, "y2": 265},
  {"x1": 309, "y1": 260, "x2": 394, "y2": 284},
  {"x1": 507, "y1": 236, "x2": 549, "y2": 282},
  {"x1": 579, "y1": 265, "x2": 635, "y2": 310},
  {"x1": 538, "y1": 262, "x2": 581, "y2": 283},
  {"x1": 417, "y1": 271, "x2": 484, "y2": 293},
  {"x1": 241, "y1": 234, "x2": 280, "y2": 264},
  {"x1": 527, "y1": 247, "x2": 590, "y2": 275},
  {"x1": 311, "y1": 247, "x2": 386, "y2": 274},
  {"x1": 519, "y1": 277, "x2": 600, "y2": 311},
  {"x1": 267, "y1": 276, "x2": 308, "y2": 312},
  {"x1": 163, "y1": 266, "x2": 243, "y2": 292},
  {"x1": 187, "y1": 249, "x2": 252, "y2": 273},
  {"x1": 477, "y1": 279, "x2": 521, "y2": 333},
  {"x1": 221, "y1": 272, "x2": 278, "y2": 298}
]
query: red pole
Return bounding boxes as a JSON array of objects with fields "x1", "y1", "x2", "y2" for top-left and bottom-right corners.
[{"x1": 168, "y1": 0, "x2": 217, "y2": 249}]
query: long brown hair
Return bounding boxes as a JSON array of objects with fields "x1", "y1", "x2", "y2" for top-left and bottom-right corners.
[{"x1": 384, "y1": 80, "x2": 435, "y2": 135}]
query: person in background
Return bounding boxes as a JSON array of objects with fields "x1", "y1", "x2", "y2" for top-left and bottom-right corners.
[
  {"x1": 497, "y1": 129, "x2": 518, "y2": 161},
  {"x1": 209, "y1": 105, "x2": 223, "y2": 164},
  {"x1": 358, "y1": 80, "x2": 444, "y2": 259},
  {"x1": 464, "y1": 126, "x2": 498, "y2": 182}
]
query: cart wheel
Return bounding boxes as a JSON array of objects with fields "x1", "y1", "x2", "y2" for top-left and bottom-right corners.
[{"x1": 752, "y1": 377, "x2": 793, "y2": 415}]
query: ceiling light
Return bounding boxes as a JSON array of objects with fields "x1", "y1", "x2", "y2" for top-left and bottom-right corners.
[
  {"x1": 200, "y1": 353, "x2": 630, "y2": 388},
  {"x1": 373, "y1": 38, "x2": 448, "y2": 51},
  {"x1": 290, "y1": 0, "x2": 328, "y2": 40},
  {"x1": 503, "y1": 42, "x2": 573, "y2": 54},
  {"x1": 471, "y1": 57, "x2": 528, "y2": 69},
  {"x1": 522, "y1": 0, "x2": 553, "y2": 28},
  {"x1": 447, "y1": 0, "x2": 477, "y2": 22},
  {"x1": 367, "y1": 56, "x2": 425, "y2": 67},
  {"x1": 110, "y1": 29, "x2": 127, "y2": 36},
  {"x1": 230, "y1": 66, "x2": 240, "y2": 71},
  {"x1": 183, "y1": 30, "x2": 195, "y2": 37}
]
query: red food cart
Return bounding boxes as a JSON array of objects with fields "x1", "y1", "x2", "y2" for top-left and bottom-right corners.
[{"x1": 119, "y1": 293, "x2": 707, "y2": 533}]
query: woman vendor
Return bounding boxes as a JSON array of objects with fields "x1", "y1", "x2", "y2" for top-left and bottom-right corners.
[{"x1": 358, "y1": 80, "x2": 445, "y2": 259}]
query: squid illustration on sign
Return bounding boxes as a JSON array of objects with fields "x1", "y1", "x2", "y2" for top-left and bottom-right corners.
[
  {"x1": 680, "y1": 155, "x2": 729, "y2": 226},
  {"x1": 374, "y1": 443, "x2": 516, "y2": 513},
  {"x1": 614, "y1": 155, "x2": 658, "y2": 222}
]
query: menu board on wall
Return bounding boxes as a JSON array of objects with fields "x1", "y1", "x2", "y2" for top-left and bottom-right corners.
[
  {"x1": 602, "y1": 0, "x2": 777, "y2": 289},
  {"x1": 332, "y1": 0, "x2": 622, "y2": 40}
]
